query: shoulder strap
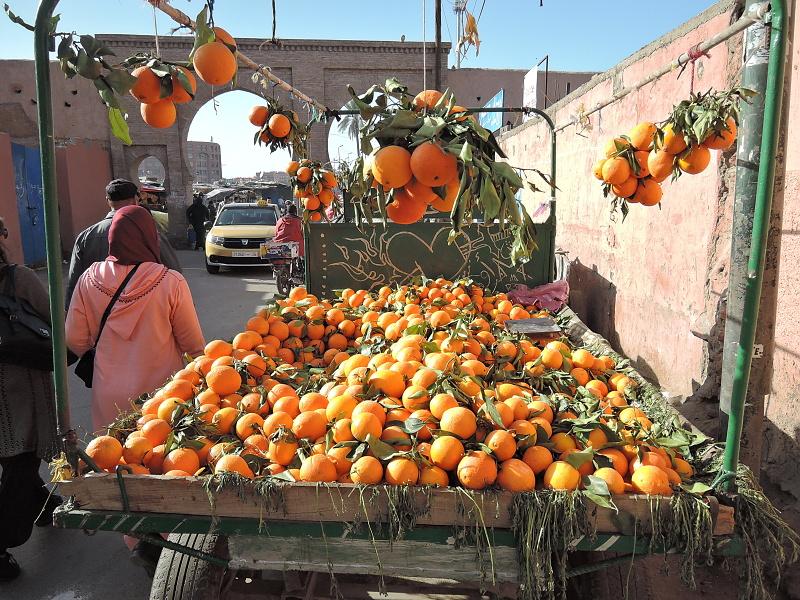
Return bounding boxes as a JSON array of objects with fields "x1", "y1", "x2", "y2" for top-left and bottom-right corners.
[{"x1": 93, "y1": 263, "x2": 141, "y2": 349}]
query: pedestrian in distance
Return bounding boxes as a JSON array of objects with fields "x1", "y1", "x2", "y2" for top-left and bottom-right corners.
[
  {"x1": 65, "y1": 179, "x2": 181, "y2": 310},
  {"x1": 186, "y1": 195, "x2": 210, "y2": 251},
  {"x1": 0, "y1": 217, "x2": 60, "y2": 583},
  {"x1": 65, "y1": 205, "x2": 206, "y2": 431}
]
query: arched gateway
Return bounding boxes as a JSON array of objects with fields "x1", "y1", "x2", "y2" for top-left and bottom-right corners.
[{"x1": 96, "y1": 34, "x2": 448, "y2": 239}]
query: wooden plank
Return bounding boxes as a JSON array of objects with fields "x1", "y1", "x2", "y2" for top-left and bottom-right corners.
[
  {"x1": 58, "y1": 474, "x2": 734, "y2": 535},
  {"x1": 228, "y1": 536, "x2": 519, "y2": 583}
]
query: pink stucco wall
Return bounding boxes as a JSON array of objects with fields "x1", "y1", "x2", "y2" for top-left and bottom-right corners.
[
  {"x1": 499, "y1": 4, "x2": 739, "y2": 398},
  {"x1": 764, "y1": 1, "x2": 800, "y2": 502},
  {"x1": 0, "y1": 133, "x2": 24, "y2": 264},
  {"x1": 55, "y1": 142, "x2": 113, "y2": 251}
]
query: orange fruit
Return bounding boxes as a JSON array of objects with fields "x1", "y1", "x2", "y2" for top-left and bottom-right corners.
[
  {"x1": 162, "y1": 447, "x2": 200, "y2": 475},
  {"x1": 542, "y1": 461, "x2": 581, "y2": 491},
  {"x1": 598, "y1": 448, "x2": 629, "y2": 477},
  {"x1": 350, "y1": 456, "x2": 383, "y2": 484},
  {"x1": 522, "y1": 445, "x2": 554, "y2": 474},
  {"x1": 456, "y1": 451, "x2": 498, "y2": 490},
  {"x1": 601, "y1": 157, "x2": 631, "y2": 185},
  {"x1": 212, "y1": 26, "x2": 237, "y2": 49},
  {"x1": 214, "y1": 454, "x2": 254, "y2": 479},
  {"x1": 351, "y1": 412, "x2": 383, "y2": 442},
  {"x1": 677, "y1": 145, "x2": 711, "y2": 175},
  {"x1": 429, "y1": 393, "x2": 458, "y2": 419},
  {"x1": 268, "y1": 113, "x2": 291, "y2": 138},
  {"x1": 386, "y1": 189, "x2": 427, "y2": 224},
  {"x1": 593, "y1": 467, "x2": 625, "y2": 494},
  {"x1": 205, "y1": 339, "x2": 233, "y2": 359},
  {"x1": 647, "y1": 149, "x2": 674, "y2": 183},
  {"x1": 268, "y1": 436, "x2": 299, "y2": 466},
  {"x1": 592, "y1": 158, "x2": 607, "y2": 180},
  {"x1": 86, "y1": 435, "x2": 123, "y2": 470},
  {"x1": 372, "y1": 145, "x2": 413, "y2": 189},
  {"x1": 141, "y1": 418, "x2": 172, "y2": 446},
  {"x1": 439, "y1": 407, "x2": 477, "y2": 440},
  {"x1": 702, "y1": 116, "x2": 737, "y2": 150},
  {"x1": 232, "y1": 413, "x2": 263, "y2": 440},
  {"x1": 430, "y1": 435, "x2": 465, "y2": 471},
  {"x1": 193, "y1": 41, "x2": 237, "y2": 86},
  {"x1": 326, "y1": 394, "x2": 358, "y2": 421},
  {"x1": 122, "y1": 435, "x2": 153, "y2": 465},
  {"x1": 604, "y1": 137, "x2": 629, "y2": 157},
  {"x1": 484, "y1": 429, "x2": 517, "y2": 462},
  {"x1": 419, "y1": 464, "x2": 449, "y2": 487},
  {"x1": 627, "y1": 121, "x2": 657, "y2": 151},
  {"x1": 430, "y1": 179, "x2": 459, "y2": 212},
  {"x1": 249, "y1": 105, "x2": 270, "y2": 127},
  {"x1": 212, "y1": 406, "x2": 239, "y2": 435},
  {"x1": 206, "y1": 366, "x2": 242, "y2": 396},
  {"x1": 299, "y1": 454, "x2": 338, "y2": 482},
  {"x1": 631, "y1": 465, "x2": 672, "y2": 495},
  {"x1": 661, "y1": 123, "x2": 688, "y2": 155},
  {"x1": 497, "y1": 458, "x2": 536, "y2": 492},
  {"x1": 410, "y1": 142, "x2": 458, "y2": 187},
  {"x1": 404, "y1": 178, "x2": 439, "y2": 205},
  {"x1": 140, "y1": 99, "x2": 176, "y2": 129},
  {"x1": 129, "y1": 66, "x2": 163, "y2": 104},
  {"x1": 611, "y1": 176, "x2": 637, "y2": 198},
  {"x1": 384, "y1": 457, "x2": 419, "y2": 485},
  {"x1": 412, "y1": 89, "x2": 444, "y2": 111},
  {"x1": 632, "y1": 178, "x2": 663, "y2": 206}
]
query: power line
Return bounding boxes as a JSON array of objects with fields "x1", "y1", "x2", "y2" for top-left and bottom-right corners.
[{"x1": 476, "y1": 0, "x2": 486, "y2": 24}]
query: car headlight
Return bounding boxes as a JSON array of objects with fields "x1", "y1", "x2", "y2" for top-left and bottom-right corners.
[{"x1": 208, "y1": 235, "x2": 225, "y2": 245}]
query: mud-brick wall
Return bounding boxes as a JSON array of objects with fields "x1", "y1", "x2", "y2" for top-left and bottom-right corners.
[{"x1": 498, "y1": 2, "x2": 741, "y2": 399}]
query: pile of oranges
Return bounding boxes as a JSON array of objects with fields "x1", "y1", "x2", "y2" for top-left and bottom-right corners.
[
  {"x1": 593, "y1": 115, "x2": 738, "y2": 210},
  {"x1": 285, "y1": 159, "x2": 338, "y2": 222},
  {"x1": 363, "y1": 89, "x2": 473, "y2": 224},
  {"x1": 84, "y1": 281, "x2": 694, "y2": 499},
  {"x1": 129, "y1": 26, "x2": 237, "y2": 129}
]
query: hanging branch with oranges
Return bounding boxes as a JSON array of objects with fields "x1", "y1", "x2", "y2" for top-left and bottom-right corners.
[
  {"x1": 346, "y1": 79, "x2": 550, "y2": 264},
  {"x1": 283, "y1": 160, "x2": 339, "y2": 222},
  {"x1": 593, "y1": 87, "x2": 753, "y2": 219},
  {"x1": 247, "y1": 99, "x2": 309, "y2": 158}
]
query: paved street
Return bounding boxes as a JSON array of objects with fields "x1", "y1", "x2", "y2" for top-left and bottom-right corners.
[{"x1": 8, "y1": 250, "x2": 277, "y2": 600}]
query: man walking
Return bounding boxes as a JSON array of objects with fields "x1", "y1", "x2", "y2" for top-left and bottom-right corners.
[
  {"x1": 65, "y1": 179, "x2": 181, "y2": 309},
  {"x1": 186, "y1": 195, "x2": 210, "y2": 250}
]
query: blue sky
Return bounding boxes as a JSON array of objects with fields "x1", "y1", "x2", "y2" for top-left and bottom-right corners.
[{"x1": 1, "y1": 0, "x2": 717, "y2": 176}]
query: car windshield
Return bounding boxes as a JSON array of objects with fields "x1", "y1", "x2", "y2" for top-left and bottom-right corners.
[{"x1": 216, "y1": 206, "x2": 277, "y2": 226}]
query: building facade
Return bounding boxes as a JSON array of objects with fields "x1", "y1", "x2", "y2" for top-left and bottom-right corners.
[{"x1": 186, "y1": 140, "x2": 222, "y2": 184}]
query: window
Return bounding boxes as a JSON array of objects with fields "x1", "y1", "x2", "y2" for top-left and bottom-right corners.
[
  {"x1": 566, "y1": 82, "x2": 571, "y2": 94},
  {"x1": 216, "y1": 206, "x2": 278, "y2": 226}
]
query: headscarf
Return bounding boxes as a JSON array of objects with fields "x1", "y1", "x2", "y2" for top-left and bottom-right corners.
[{"x1": 107, "y1": 205, "x2": 160, "y2": 265}]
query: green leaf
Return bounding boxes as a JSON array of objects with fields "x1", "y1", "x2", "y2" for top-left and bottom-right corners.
[
  {"x1": 415, "y1": 116, "x2": 447, "y2": 139},
  {"x1": 680, "y1": 481, "x2": 712, "y2": 496},
  {"x1": 270, "y1": 469, "x2": 295, "y2": 482},
  {"x1": 56, "y1": 35, "x2": 73, "y2": 60},
  {"x1": 384, "y1": 77, "x2": 408, "y2": 94},
  {"x1": 480, "y1": 391, "x2": 505, "y2": 428},
  {"x1": 387, "y1": 110, "x2": 423, "y2": 130},
  {"x1": 108, "y1": 107, "x2": 132, "y2": 145},
  {"x1": 564, "y1": 448, "x2": 594, "y2": 470},
  {"x1": 479, "y1": 176, "x2": 501, "y2": 222},
  {"x1": 173, "y1": 66, "x2": 195, "y2": 98},
  {"x1": 79, "y1": 35, "x2": 102, "y2": 58},
  {"x1": 491, "y1": 161, "x2": 524, "y2": 188},
  {"x1": 94, "y1": 79, "x2": 119, "y2": 109},
  {"x1": 3, "y1": 3, "x2": 35, "y2": 31},
  {"x1": 75, "y1": 50, "x2": 102, "y2": 79},
  {"x1": 365, "y1": 433, "x2": 398, "y2": 460},
  {"x1": 104, "y1": 68, "x2": 137, "y2": 96},
  {"x1": 189, "y1": 5, "x2": 215, "y2": 62},
  {"x1": 458, "y1": 142, "x2": 473, "y2": 163},
  {"x1": 582, "y1": 475, "x2": 618, "y2": 510}
]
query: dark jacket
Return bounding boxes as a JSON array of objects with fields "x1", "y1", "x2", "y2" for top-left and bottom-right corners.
[
  {"x1": 65, "y1": 211, "x2": 181, "y2": 309},
  {"x1": 186, "y1": 201, "x2": 210, "y2": 227}
]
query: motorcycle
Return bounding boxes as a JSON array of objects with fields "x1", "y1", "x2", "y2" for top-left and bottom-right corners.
[{"x1": 265, "y1": 241, "x2": 305, "y2": 296}]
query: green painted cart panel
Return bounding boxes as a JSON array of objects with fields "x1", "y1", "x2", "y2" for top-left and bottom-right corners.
[
  {"x1": 53, "y1": 508, "x2": 744, "y2": 557},
  {"x1": 304, "y1": 216, "x2": 555, "y2": 298}
]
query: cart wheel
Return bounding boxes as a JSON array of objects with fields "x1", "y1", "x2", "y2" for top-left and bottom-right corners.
[
  {"x1": 276, "y1": 268, "x2": 290, "y2": 296},
  {"x1": 150, "y1": 534, "x2": 229, "y2": 600},
  {"x1": 205, "y1": 263, "x2": 220, "y2": 274}
]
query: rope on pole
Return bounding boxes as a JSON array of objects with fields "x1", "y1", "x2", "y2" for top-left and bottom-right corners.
[
  {"x1": 150, "y1": 0, "x2": 329, "y2": 113},
  {"x1": 554, "y1": 1, "x2": 771, "y2": 132}
]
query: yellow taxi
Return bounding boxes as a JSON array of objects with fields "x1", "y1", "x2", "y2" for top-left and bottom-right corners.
[{"x1": 204, "y1": 201, "x2": 280, "y2": 274}]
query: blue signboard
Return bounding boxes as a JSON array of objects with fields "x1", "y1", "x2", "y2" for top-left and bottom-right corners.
[{"x1": 478, "y1": 89, "x2": 504, "y2": 132}]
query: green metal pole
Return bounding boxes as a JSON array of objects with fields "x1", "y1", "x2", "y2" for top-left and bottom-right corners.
[
  {"x1": 721, "y1": 0, "x2": 786, "y2": 491},
  {"x1": 34, "y1": 0, "x2": 71, "y2": 440},
  {"x1": 718, "y1": 0, "x2": 770, "y2": 441}
]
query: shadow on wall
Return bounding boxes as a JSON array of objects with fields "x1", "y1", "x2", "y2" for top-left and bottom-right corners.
[{"x1": 568, "y1": 258, "x2": 661, "y2": 388}]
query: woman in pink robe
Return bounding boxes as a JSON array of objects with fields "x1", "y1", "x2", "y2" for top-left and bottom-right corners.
[{"x1": 66, "y1": 206, "x2": 205, "y2": 431}]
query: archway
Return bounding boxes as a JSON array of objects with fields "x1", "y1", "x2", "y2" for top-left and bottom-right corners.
[{"x1": 187, "y1": 90, "x2": 292, "y2": 184}]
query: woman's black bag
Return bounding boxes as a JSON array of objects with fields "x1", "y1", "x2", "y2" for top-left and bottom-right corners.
[
  {"x1": 0, "y1": 264, "x2": 53, "y2": 371},
  {"x1": 75, "y1": 264, "x2": 140, "y2": 388}
]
